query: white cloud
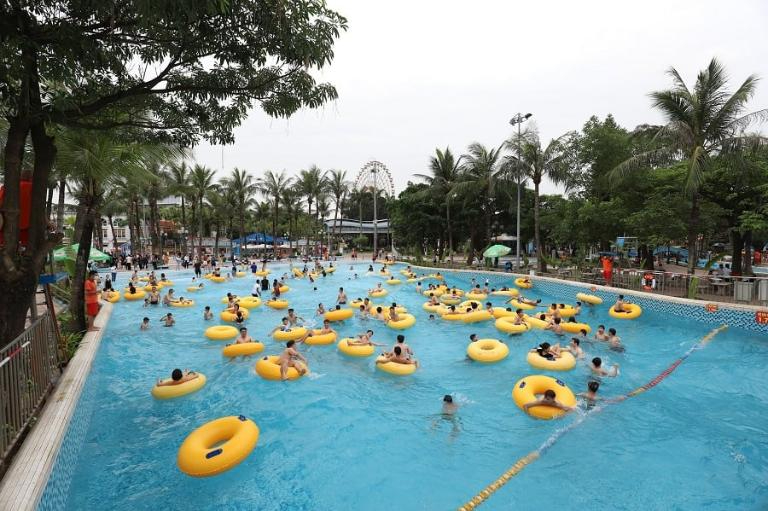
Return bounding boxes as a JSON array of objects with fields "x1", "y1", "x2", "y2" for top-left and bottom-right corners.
[{"x1": 193, "y1": 0, "x2": 768, "y2": 195}]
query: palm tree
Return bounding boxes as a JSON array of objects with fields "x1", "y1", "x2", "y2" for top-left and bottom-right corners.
[
  {"x1": 326, "y1": 169, "x2": 349, "y2": 254},
  {"x1": 169, "y1": 162, "x2": 192, "y2": 252},
  {"x1": 298, "y1": 165, "x2": 325, "y2": 250},
  {"x1": 415, "y1": 147, "x2": 462, "y2": 261},
  {"x1": 221, "y1": 167, "x2": 257, "y2": 254},
  {"x1": 258, "y1": 170, "x2": 292, "y2": 257},
  {"x1": 452, "y1": 143, "x2": 504, "y2": 260},
  {"x1": 611, "y1": 58, "x2": 768, "y2": 273},
  {"x1": 190, "y1": 165, "x2": 216, "y2": 258},
  {"x1": 281, "y1": 186, "x2": 302, "y2": 253},
  {"x1": 503, "y1": 130, "x2": 573, "y2": 272}
]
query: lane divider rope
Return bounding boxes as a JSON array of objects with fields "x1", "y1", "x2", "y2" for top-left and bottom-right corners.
[{"x1": 458, "y1": 324, "x2": 728, "y2": 510}]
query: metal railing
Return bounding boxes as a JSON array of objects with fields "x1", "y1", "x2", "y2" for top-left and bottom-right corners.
[{"x1": 0, "y1": 312, "x2": 61, "y2": 475}]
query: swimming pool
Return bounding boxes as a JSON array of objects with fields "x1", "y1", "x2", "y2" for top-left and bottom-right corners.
[{"x1": 38, "y1": 263, "x2": 768, "y2": 510}]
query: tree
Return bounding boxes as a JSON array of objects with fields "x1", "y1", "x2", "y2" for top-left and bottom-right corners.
[
  {"x1": 190, "y1": 165, "x2": 216, "y2": 257},
  {"x1": 0, "y1": 0, "x2": 347, "y2": 345},
  {"x1": 611, "y1": 58, "x2": 768, "y2": 273},
  {"x1": 504, "y1": 130, "x2": 574, "y2": 272},
  {"x1": 222, "y1": 167, "x2": 257, "y2": 253},
  {"x1": 297, "y1": 165, "x2": 325, "y2": 251},
  {"x1": 258, "y1": 170, "x2": 292, "y2": 257},
  {"x1": 326, "y1": 169, "x2": 349, "y2": 253},
  {"x1": 453, "y1": 143, "x2": 504, "y2": 262},
  {"x1": 415, "y1": 147, "x2": 462, "y2": 261},
  {"x1": 169, "y1": 162, "x2": 192, "y2": 252}
]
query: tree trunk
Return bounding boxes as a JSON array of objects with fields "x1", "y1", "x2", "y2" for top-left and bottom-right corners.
[
  {"x1": 70, "y1": 189, "x2": 98, "y2": 332},
  {"x1": 743, "y1": 230, "x2": 753, "y2": 275},
  {"x1": 198, "y1": 197, "x2": 204, "y2": 258},
  {"x1": 446, "y1": 199, "x2": 453, "y2": 263},
  {"x1": 273, "y1": 200, "x2": 279, "y2": 257},
  {"x1": 108, "y1": 214, "x2": 116, "y2": 252},
  {"x1": 686, "y1": 194, "x2": 700, "y2": 274},
  {"x1": 46, "y1": 184, "x2": 54, "y2": 219},
  {"x1": 534, "y1": 180, "x2": 546, "y2": 273},
  {"x1": 180, "y1": 196, "x2": 187, "y2": 253},
  {"x1": 639, "y1": 244, "x2": 654, "y2": 270},
  {"x1": 95, "y1": 208, "x2": 104, "y2": 250},
  {"x1": 148, "y1": 192, "x2": 160, "y2": 256},
  {"x1": 731, "y1": 229, "x2": 743, "y2": 275},
  {"x1": 56, "y1": 179, "x2": 66, "y2": 231},
  {"x1": 332, "y1": 203, "x2": 339, "y2": 253}
]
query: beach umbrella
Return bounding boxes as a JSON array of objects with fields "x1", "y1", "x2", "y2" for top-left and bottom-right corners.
[
  {"x1": 483, "y1": 244, "x2": 511, "y2": 258},
  {"x1": 53, "y1": 244, "x2": 111, "y2": 262}
]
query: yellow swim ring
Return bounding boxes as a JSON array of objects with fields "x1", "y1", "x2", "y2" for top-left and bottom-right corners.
[
  {"x1": 609, "y1": 303, "x2": 642, "y2": 319},
  {"x1": 494, "y1": 317, "x2": 529, "y2": 335},
  {"x1": 561, "y1": 322, "x2": 592, "y2": 334},
  {"x1": 266, "y1": 299, "x2": 289, "y2": 309},
  {"x1": 466, "y1": 291, "x2": 488, "y2": 301},
  {"x1": 255, "y1": 355, "x2": 306, "y2": 381},
  {"x1": 106, "y1": 291, "x2": 121, "y2": 303},
  {"x1": 170, "y1": 300, "x2": 195, "y2": 307},
  {"x1": 462, "y1": 310, "x2": 492, "y2": 323},
  {"x1": 512, "y1": 375, "x2": 576, "y2": 420},
  {"x1": 205, "y1": 325, "x2": 239, "y2": 340},
  {"x1": 177, "y1": 415, "x2": 259, "y2": 477},
  {"x1": 291, "y1": 268, "x2": 304, "y2": 277},
  {"x1": 515, "y1": 278, "x2": 533, "y2": 289},
  {"x1": 236, "y1": 271, "x2": 246, "y2": 277},
  {"x1": 439, "y1": 295, "x2": 461, "y2": 305},
  {"x1": 369, "y1": 289, "x2": 388, "y2": 298},
  {"x1": 337, "y1": 338, "x2": 376, "y2": 357},
  {"x1": 545, "y1": 305, "x2": 577, "y2": 318},
  {"x1": 124, "y1": 290, "x2": 146, "y2": 301},
  {"x1": 305, "y1": 330, "x2": 337, "y2": 346},
  {"x1": 186, "y1": 286, "x2": 202, "y2": 292},
  {"x1": 235, "y1": 297, "x2": 262, "y2": 309},
  {"x1": 324, "y1": 308, "x2": 354, "y2": 322},
  {"x1": 385, "y1": 313, "x2": 416, "y2": 330},
  {"x1": 325, "y1": 267, "x2": 336, "y2": 273},
  {"x1": 576, "y1": 292, "x2": 603, "y2": 305},
  {"x1": 272, "y1": 327, "x2": 307, "y2": 341},
  {"x1": 375, "y1": 356, "x2": 417, "y2": 376},
  {"x1": 491, "y1": 289, "x2": 519, "y2": 297},
  {"x1": 492, "y1": 307, "x2": 516, "y2": 319},
  {"x1": 467, "y1": 339, "x2": 509, "y2": 363},
  {"x1": 279, "y1": 285, "x2": 289, "y2": 293},
  {"x1": 422, "y1": 302, "x2": 442, "y2": 313},
  {"x1": 138, "y1": 276, "x2": 150, "y2": 282},
  {"x1": 210, "y1": 276, "x2": 226, "y2": 283},
  {"x1": 509, "y1": 299, "x2": 537, "y2": 310},
  {"x1": 523, "y1": 314, "x2": 549, "y2": 329},
  {"x1": 458, "y1": 299, "x2": 483, "y2": 310},
  {"x1": 386, "y1": 279, "x2": 402, "y2": 285},
  {"x1": 254, "y1": 270, "x2": 270, "y2": 277},
  {"x1": 220, "y1": 308, "x2": 250, "y2": 322},
  {"x1": 423, "y1": 289, "x2": 445, "y2": 297},
  {"x1": 151, "y1": 373, "x2": 206, "y2": 399},
  {"x1": 526, "y1": 350, "x2": 576, "y2": 371},
  {"x1": 144, "y1": 283, "x2": 164, "y2": 292},
  {"x1": 222, "y1": 342, "x2": 265, "y2": 357}
]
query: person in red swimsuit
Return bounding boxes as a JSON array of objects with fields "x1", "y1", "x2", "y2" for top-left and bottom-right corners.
[
  {"x1": 0, "y1": 169, "x2": 34, "y2": 245},
  {"x1": 85, "y1": 270, "x2": 101, "y2": 331},
  {"x1": 601, "y1": 256, "x2": 614, "y2": 285}
]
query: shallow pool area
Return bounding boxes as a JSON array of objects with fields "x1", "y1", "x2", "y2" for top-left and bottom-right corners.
[{"x1": 38, "y1": 264, "x2": 768, "y2": 510}]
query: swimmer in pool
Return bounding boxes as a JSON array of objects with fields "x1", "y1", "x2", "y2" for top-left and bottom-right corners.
[
  {"x1": 591, "y1": 357, "x2": 619, "y2": 377},
  {"x1": 157, "y1": 368, "x2": 198, "y2": 386},
  {"x1": 523, "y1": 389, "x2": 574, "y2": 414},
  {"x1": 594, "y1": 324, "x2": 609, "y2": 341}
]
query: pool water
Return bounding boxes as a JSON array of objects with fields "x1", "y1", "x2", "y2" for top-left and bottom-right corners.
[{"x1": 41, "y1": 264, "x2": 768, "y2": 510}]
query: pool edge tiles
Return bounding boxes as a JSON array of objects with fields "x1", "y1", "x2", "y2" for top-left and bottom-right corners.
[
  {"x1": 0, "y1": 302, "x2": 114, "y2": 511},
  {"x1": 405, "y1": 263, "x2": 768, "y2": 334}
]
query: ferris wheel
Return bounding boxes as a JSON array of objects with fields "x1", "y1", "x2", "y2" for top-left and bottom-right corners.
[
  {"x1": 354, "y1": 160, "x2": 395, "y2": 254},
  {"x1": 354, "y1": 160, "x2": 395, "y2": 198}
]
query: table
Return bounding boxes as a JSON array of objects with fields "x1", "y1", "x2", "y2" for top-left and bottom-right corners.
[{"x1": 710, "y1": 280, "x2": 733, "y2": 296}]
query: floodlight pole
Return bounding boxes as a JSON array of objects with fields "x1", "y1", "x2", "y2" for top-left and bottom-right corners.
[{"x1": 509, "y1": 112, "x2": 532, "y2": 270}]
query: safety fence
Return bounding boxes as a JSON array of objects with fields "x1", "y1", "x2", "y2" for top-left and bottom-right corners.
[
  {"x1": 457, "y1": 324, "x2": 728, "y2": 510},
  {"x1": 0, "y1": 313, "x2": 62, "y2": 476}
]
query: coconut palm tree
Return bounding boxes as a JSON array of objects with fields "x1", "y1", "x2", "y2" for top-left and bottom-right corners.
[
  {"x1": 298, "y1": 165, "x2": 326, "y2": 248},
  {"x1": 611, "y1": 58, "x2": 768, "y2": 273},
  {"x1": 190, "y1": 165, "x2": 216, "y2": 257},
  {"x1": 326, "y1": 169, "x2": 349, "y2": 253},
  {"x1": 221, "y1": 167, "x2": 257, "y2": 252},
  {"x1": 503, "y1": 130, "x2": 574, "y2": 272},
  {"x1": 258, "y1": 170, "x2": 292, "y2": 257},
  {"x1": 169, "y1": 162, "x2": 192, "y2": 252},
  {"x1": 452, "y1": 143, "x2": 505, "y2": 259},
  {"x1": 281, "y1": 186, "x2": 302, "y2": 253},
  {"x1": 415, "y1": 147, "x2": 463, "y2": 261}
]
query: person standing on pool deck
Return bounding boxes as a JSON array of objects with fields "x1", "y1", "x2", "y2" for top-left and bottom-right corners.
[
  {"x1": 278, "y1": 340, "x2": 308, "y2": 381},
  {"x1": 85, "y1": 270, "x2": 101, "y2": 332}
]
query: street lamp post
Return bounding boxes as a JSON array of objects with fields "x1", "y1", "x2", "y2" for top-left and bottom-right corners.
[{"x1": 509, "y1": 112, "x2": 532, "y2": 270}]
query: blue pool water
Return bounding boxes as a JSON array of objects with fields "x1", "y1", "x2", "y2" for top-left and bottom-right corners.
[{"x1": 40, "y1": 263, "x2": 768, "y2": 510}]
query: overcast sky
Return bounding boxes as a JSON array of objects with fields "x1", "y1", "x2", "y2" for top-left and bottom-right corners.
[{"x1": 193, "y1": 0, "x2": 768, "y2": 195}]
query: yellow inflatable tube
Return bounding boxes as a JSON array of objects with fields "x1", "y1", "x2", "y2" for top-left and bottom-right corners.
[
  {"x1": 440, "y1": 295, "x2": 461, "y2": 305},
  {"x1": 491, "y1": 289, "x2": 519, "y2": 297},
  {"x1": 151, "y1": 373, "x2": 207, "y2": 399},
  {"x1": 467, "y1": 339, "x2": 509, "y2": 363},
  {"x1": 609, "y1": 303, "x2": 642, "y2": 319},
  {"x1": 369, "y1": 289, "x2": 388, "y2": 298},
  {"x1": 177, "y1": 415, "x2": 259, "y2": 477},
  {"x1": 386, "y1": 279, "x2": 402, "y2": 285},
  {"x1": 325, "y1": 308, "x2": 354, "y2": 322},
  {"x1": 494, "y1": 317, "x2": 529, "y2": 335},
  {"x1": 561, "y1": 322, "x2": 592, "y2": 334},
  {"x1": 220, "y1": 309, "x2": 250, "y2": 322},
  {"x1": 170, "y1": 300, "x2": 195, "y2": 307},
  {"x1": 186, "y1": 286, "x2": 202, "y2": 292},
  {"x1": 124, "y1": 290, "x2": 146, "y2": 301},
  {"x1": 222, "y1": 342, "x2": 264, "y2": 357},
  {"x1": 422, "y1": 302, "x2": 442, "y2": 313},
  {"x1": 375, "y1": 356, "x2": 417, "y2": 376},
  {"x1": 385, "y1": 313, "x2": 416, "y2": 330},
  {"x1": 515, "y1": 277, "x2": 533, "y2": 289},
  {"x1": 492, "y1": 307, "x2": 516, "y2": 319},
  {"x1": 458, "y1": 300, "x2": 483, "y2": 310},
  {"x1": 255, "y1": 355, "x2": 306, "y2": 381},
  {"x1": 236, "y1": 297, "x2": 262, "y2": 309},
  {"x1": 210, "y1": 276, "x2": 226, "y2": 283},
  {"x1": 576, "y1": 292, "x2": 602, "y2": 305},
  {"x1": 423, "y1": 289, "x2": 445, "y2": 298},
  {"x1": 205, "y1": 325, "x2": 239, "y2": 340},
  {"x1": 465, "y1": 291, "x2": 488, "y2": 301},
  {"x1": 106, "y1": 291, "x2": 121, "y2": 303},
  {"x1": 272, "y1": 327, "x2": 307, "y2": 341},
  {"x1": 462, "y1": 310, "x2": 492, "y2": 323},
  {"x1": 509, "y1": 299, "x2": 536, "y2": 310},
  {"x1": 266, "y1": 299, "x2": 289, "y2": 309},
  {"x1": 526, "y1": 350, "x2": 576, "y2": 371},
  {"x1": 337, "y1": 338, "x2": 376, "y2": 357},
  {"x1": 254, "y1": 270, "x2": 270, "y2": 277},
  {"x1": 512, "y1": 375, "x2": 576, "y2": 420},
  {"x1": 305, "y1": 330, "x2": 337, "y2": 346},
  {"x1": 523, "y1": 314, "x2": 549, "y2": 330}
]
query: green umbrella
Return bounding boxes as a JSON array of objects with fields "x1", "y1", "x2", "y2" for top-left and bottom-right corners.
[
  {"x1": 53, "y1": 244, "x2": 111, "y2": 262},
  {"x1": 483, "y1": 244, "x2": 511, "y2": 258}
]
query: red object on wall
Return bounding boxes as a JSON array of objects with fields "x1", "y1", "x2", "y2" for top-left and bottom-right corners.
[
  {"x1": 756, "y1": 311, "x2": 768, "y2": 325},
  {"x1": 754, "y1": 250, "x2": 762, "y2": 265},
  {"x1": 0, "y1": 179, "x2": 33, "y2": 245}
]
